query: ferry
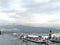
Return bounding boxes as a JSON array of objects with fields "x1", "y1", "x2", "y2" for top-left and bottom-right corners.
[{"x1": 20, "y1": 34, "x2": 49, "y2": 44}]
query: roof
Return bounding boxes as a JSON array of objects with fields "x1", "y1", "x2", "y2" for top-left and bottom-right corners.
[{"x1": 28, "y1": 35, "x2": 39, "y2": 38}]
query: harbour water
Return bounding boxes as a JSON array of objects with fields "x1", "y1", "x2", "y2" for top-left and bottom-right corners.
[{"x1": 0, "y1": 34, "x2": 60, "y2": 45}]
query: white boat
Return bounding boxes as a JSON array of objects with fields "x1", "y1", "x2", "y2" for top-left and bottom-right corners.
[{"x1": 21, "y1": 34, "x2": 48, "y2": 44}]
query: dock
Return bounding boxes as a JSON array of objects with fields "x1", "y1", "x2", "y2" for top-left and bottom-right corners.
[{"x1": 50, "y1": 39, "x2": 60, "y2": 43}]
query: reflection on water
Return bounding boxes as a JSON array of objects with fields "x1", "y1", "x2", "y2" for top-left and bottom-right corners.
[{"x1": 0, "y1": 34, "x2": 60, "y2": 45}]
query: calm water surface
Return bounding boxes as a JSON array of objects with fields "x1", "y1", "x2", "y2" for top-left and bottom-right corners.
[{"x1": 0, "y1": 34, "x2": 60, "y2": 45}]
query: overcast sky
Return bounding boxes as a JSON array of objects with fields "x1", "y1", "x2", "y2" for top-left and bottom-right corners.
[{"x1": 0, "y1": 0, "x2": 60, "y2": 27}]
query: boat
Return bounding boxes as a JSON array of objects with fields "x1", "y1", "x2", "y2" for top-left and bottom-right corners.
[
  {"x1": 23, "y1": 38, "x2": 46, "y2": 44},
  {"x1": 21, "y1": 34, "x2": 48, "y2": 44},
  {"x1": 19, "y1": 30, "x2": 60, "y2": 44}
]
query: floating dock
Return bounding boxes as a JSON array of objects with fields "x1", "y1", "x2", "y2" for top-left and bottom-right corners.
[{"x1": 50, "y1": 39, "x2": 60, "y2": 43}]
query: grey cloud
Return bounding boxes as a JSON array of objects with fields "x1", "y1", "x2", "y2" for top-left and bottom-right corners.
[
  {"x1": 0, "y1": 0, "x2": 11, "y2": 9},
  {"x1": 0, "y1": 0, "x2": 60, "y2": 28},
  {"x1": 0, "y1": 0, "x2": 60, "y2": 14},
  {"x1": 0, "y1": 0, "x2": 28, "y2": 18},
  {"x1": 0, "y1": 0, "x2": 24, "y2": 11},
  {"x1": 22, "y1": 0, "x2": 60, "y2": 14},
  {"x1": 0, "y1": 0, "x2": 60, "y2": 24},
  {"x1": 0, "y1": 0, "x2": 60, "y2": 19},
  {"x1": 48, "y1": 19, "x2": 60, "y2": 22}
]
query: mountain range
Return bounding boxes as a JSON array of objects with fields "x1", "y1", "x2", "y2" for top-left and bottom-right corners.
[{"x1": 0, "y1": 25, "x2": 60, "y2": 33}]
